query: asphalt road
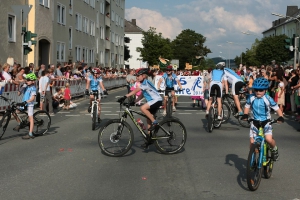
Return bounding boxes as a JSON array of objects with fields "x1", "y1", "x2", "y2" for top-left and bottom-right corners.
[{"x1": 1, "y1": 87, "x2": 300, "y2": 200}]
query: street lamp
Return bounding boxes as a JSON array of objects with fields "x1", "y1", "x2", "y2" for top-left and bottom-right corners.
[{"x1": 271, "y1": 12, "x2": 300, "y2": 23}]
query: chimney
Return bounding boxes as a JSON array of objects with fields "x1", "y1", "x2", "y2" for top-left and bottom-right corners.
[
  {"x1": 132, "y1": 19, "x2": 136, "y2": 26},
  {"x1": 286, "y1": 6, "x2": 298, "y2": 17}
]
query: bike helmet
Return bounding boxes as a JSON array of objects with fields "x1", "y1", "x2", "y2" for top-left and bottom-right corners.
[
  {"x1": 25, "y1": 73, "x2": 37, "y2": 81},
  {"x1": 216, "y1": 62, "x2": 225, "y2": 69},
  {"x1": 135, "y1": 68, "x2": 149, "y2": 76},
  {"x1": 252, "y1": 77, "x2": 269, "y2": 90},
  {"x1": 166, "y1": 65, "x2": 173, "y2": 71},
  {"x1": 92, "y1": 68, "x2": 101, "y2": 74}
]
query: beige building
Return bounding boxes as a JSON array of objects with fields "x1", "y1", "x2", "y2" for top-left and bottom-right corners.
[{"x1": 0, "y1": 0, "x2": 125, "y2": 68}]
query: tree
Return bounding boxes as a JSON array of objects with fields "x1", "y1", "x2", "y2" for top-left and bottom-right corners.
[
  {"x1": 171, "y1": 29, "x2": 211, "y2": 69},
  {"x1": 136, "y1": 27, "x2": 173, "y2": 66},
  {"x1": 200, "y1": 58, "x2": 215, "y2": 70},
  {"x1": 255, "y1": 35, "x2": 292, "y2": 65}
]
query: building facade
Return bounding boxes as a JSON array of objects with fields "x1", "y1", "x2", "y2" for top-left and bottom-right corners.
[
  {"x1": 0, "y1": 0, "x2": 125, "y2": 68},
  {"x1": 124, "y1": 19, "x2": 144, "y2": 69}
]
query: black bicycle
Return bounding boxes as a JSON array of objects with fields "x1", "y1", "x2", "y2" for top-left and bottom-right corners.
[
  {"x1": 207, "y1": 93, "x2": 223, "y2": 132},
  {"x1": 0, "y1": 95, "x2": 51, "y2": 139},
  {"x1": 222, "y1": 93, "x2": 251, "y2": 128},
  {"x1": 98, "y1": 100, "x2": 187, "y2": 156}
]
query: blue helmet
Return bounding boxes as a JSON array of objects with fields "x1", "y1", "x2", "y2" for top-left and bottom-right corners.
[{"x1": 252, "y1": 77, "x2": 269, "y2": 90}]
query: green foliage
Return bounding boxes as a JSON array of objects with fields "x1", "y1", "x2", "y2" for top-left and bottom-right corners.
[
  {"x1": 198, "y1": 58, "x2": 215, "y2": 70},
  {"x1": 136, "y1": 27, "x2": 173, "y2": 66},
  {"x1": 124, "y1": 45, "x2": 130, "y2": 61},
  {"x1": 171, "y1": 29, "x2": 211, "y2": 69}
]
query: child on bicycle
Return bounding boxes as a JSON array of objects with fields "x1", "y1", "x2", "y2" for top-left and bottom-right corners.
[
  {"x1": 117, "y1": 68, "x2": 162, "y2": 148},
  {"x1": 241, "y1": 77, "x2": 284, "y2": 161},
  {"x1": 18, "y1": 73, "x2": 37, "y2": 139},
  {"x1": 156, "y1": 65, "x2": 182, "y2": 116}
]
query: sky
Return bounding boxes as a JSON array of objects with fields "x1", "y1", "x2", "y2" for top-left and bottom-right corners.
[{"x1": 125, "y1": 0, "x2": 300, "y2": 61}]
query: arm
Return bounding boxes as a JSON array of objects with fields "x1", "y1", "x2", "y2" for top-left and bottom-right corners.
[
  {"x1": 176, "y1": 79, "x2": 183, "y2": 90},
  {"x1": 86, "y1": 79, "x2": 90, "y2": 90},
  {"x1": 99, "y1": 81, "x2": 106, "y2": 91},
  {"x1": 125, "y1": 87, "x2": 141, "y2": 98},
  {"x1": 157, "y1": 78, "x2": 162, "y2": 89},
  {"x1": 224, "y1": 80, "x2": 229, "y2": 94}
]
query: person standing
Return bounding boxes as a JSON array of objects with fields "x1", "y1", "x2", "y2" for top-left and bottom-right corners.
[
  {"x1": 63, "y1": 83, "x2": 71, "y2": 110},
  {"x1": 39, "y1": 70, "x2": 54, "y2": 115},
  {"x1": 126, "y1": 69, "x2": 136, "y2": 93}
]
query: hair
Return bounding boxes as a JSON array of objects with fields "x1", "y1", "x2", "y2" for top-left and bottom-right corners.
[
  {"x1": 2, "y1": 63, "x2": 10, "y2": 70},
  {"x1": 55, "y1": 87, "x2": 61, "y2": 92},
  {"x1": 65, "y1": 83, "x2": 70, "y2": 87}
]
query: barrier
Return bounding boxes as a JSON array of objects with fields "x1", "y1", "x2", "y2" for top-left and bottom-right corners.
[{"x1": 0, "y1": 77, "x2": 127, "y2": 111}]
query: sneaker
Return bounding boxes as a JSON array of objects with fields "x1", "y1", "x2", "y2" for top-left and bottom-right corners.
[
  {"x1": 148, "y1": 122, "x2": 159, "y2": 132},
  {"x1": 49, "y1": 113, "x2": 55, "y2": 116},
  {"x1": 22, "y1": 134, "x2": 35, "y2": 139},
  {"x1": 88, "y1": 106, "x2": 91, "y2": 113},
  {"x1": 98, "y1": 117, "x2": 101, "y2": 123},
  {"x1": 173, "y1": 106, "x2": 176, "y2": 112},
  {"x1": 162, "y1": 110, "x2": 166, "y2": 116},
  {"x1": 271, "y1": 148, "x2": 279, "y2": 161},
  {"x1": 13, "y1": 125, "x2": 21, "y2": 132},
  {"x1": 217, "y1": 116, "x2": 222, "y2": 121}
]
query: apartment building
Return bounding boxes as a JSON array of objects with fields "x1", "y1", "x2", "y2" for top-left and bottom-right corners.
[
  {"x1": 124, "y1": 19, "x2": 144, "y2": 69},
  {"x1": 0, "y1": 0, "x2": 125, "y2": 69}
]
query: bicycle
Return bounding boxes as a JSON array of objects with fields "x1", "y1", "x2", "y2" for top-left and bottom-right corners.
[
  {"x1": 207, "y1": 93, "x2": 223, "y2": 133},
  {"x1": 246, "y1": 119, "x2": 277, "y2": 191},
  {"x1": 88, "y1": 90, "x2": 101, "y2": 130},
  {"x1": 98, "y1": 100, "x2": 187, "y2": 157},
  {"x1": 222, "y1": 93, "x2": 251, "y2": 128},
  {"x1": 0, "y1": 95, "x2": 51, "y2": 139},
  {"x1": 159, "y1": 89, "x2": 181, "y2": 118}
]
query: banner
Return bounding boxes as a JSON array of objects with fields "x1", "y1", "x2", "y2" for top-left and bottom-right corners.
[{"x1": 154, "y1": 75, "x2": 203, "y2": 96}]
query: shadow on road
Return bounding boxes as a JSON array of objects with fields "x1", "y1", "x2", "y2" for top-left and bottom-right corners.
[{"x1": 224, "y1": 154, "x2": 249, "y2": 191}]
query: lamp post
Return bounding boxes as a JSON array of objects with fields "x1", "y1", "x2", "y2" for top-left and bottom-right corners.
[{"x1": 272, "y1": 12, "x2": 300, "y2": 68}]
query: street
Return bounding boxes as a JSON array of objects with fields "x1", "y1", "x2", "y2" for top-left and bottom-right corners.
[{"x1": 1, "y1": 87, "x2": 300, "y2": 200}]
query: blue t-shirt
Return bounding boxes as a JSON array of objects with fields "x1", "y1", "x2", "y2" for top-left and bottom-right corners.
[
  {"x1": 211, "y1": 69, "x2": 224, "y2": 82},
  {"x1": 22, "y1": 86, "x2": 36, "y2": 106},
  {"x1": 245, "y1": 94, "x2": 279, "y2": 121},
  {"x1": 88, "y1": 75, "x2": 102, "y2": 91},
  {"x1": 162, "y1": 73, "x2": 178, "y2": 88}
]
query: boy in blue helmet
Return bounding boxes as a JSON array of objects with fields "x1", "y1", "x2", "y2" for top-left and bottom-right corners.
[{"x1": 241, "y1": 77, "x2": 284, "y2": 161}]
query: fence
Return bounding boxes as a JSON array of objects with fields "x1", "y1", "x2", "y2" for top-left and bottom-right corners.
[{"x1": 0, "y1": 77, "x2": 126, "y2": 111}]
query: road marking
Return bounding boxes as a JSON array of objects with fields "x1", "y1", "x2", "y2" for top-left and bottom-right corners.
[
  {"x1": 65, "y1": 115, "x2": 80, "y2": 116},
  {"x1": 101, "y1": 107, "x2": 113, "y2": 108},
  {"x1": 58, "y1": 112, "x2": 71, "y2": 113},
  {"x1": 183, "y1": 110, "x2": 198, "y2": 111},
  {"x1": 105, "y1": 114, "x2": 118, "y2": 116},
  {"x1": 85, "y1": 114, "x2": 91, "y2": 116},
  {"x1": 178, "y1": 113, "x2": 192, "y2": 114},
  {"x1": 101, "y1": 111, "x2": 111, "y2": 112}
]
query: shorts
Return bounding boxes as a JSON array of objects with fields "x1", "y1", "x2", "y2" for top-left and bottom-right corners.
[
  {"x1": 232, "y1": 81, "x2": 244, "y2": 95},
  {"x1": 209, "y1": 81, "x2": 222, "y2": 98},
  {"x1": 64, "y1": 100, "x2": 70, "y2": 106},
  {"x1": 148, "y1": 101, "x2": 162, "y2": 115},
  {"x1": 90, "y1": 90, "x2": 101, "y2": 100},
  {"x1": 204, "y1": 89, "x2": 209, "y2": 100},
  {"x1": 249, "y1": 120, "x2": 273, "y2": 138},
  {"x1": 165, "y1": 87, "x2": 174, "y2": 96},
  {"x1": 27, "y1": 105, "x2": 34, "y2": 116}
]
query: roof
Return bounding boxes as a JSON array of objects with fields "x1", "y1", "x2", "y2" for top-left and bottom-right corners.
[{"x1": 125, "y1": 19, "x2": 144, "y2": 33}]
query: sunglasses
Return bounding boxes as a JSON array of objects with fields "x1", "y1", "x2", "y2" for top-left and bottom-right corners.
[{"x1": 254, "y1": 89, "x2": 265, "y2": 92}]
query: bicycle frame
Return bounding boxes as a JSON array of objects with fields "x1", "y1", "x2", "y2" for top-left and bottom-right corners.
[{"x1": 90, "y1": 91, "x2": 99, "y2": 118}]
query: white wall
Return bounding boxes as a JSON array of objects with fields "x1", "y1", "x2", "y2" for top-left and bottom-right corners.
[{"x1": 125, "y1": 33, "x2": 143, "y2": 69}]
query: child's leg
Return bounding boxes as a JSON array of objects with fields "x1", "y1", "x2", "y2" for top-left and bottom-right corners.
[{"x1": 29, "y1": 115, "x2": 34, "y2": 134}]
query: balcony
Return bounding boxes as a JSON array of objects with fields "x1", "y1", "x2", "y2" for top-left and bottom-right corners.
[
  {"x1": 105, "y1": 16, "x2": 110, "y2": 27},
  {"x1": 105, "y1": 40, "x2": 110, "y2": 50},
  {"x1": 106, "y1": 0, "x2": 110, "y2": 4}
]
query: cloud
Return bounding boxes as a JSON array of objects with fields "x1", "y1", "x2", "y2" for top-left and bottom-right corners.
[{"x1": 125, "y1": 7, "x2": 183, "y2": 39}]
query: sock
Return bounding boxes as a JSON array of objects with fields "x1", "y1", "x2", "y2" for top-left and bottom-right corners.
[
  {"x1": 272, "y1": 146, "x2": 278, "y2": 151},
  {"x1": 29, "y1": 132, "x2": 33, "y2": 136},
  {"x1": 153, "y1": 120, "x2": 158, "y2": 125}
]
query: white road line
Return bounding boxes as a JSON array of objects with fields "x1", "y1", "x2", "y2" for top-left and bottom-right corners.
[
  {"x1": 65, "y1": 115, "x2": 81, "y2": 116},
  {"x1": 183, "y1": 110, "x2": 198, "y2": 111},
  {"x1": 58, "y1": 112, "x2": 71, "y2": 113},
  {"x1": 101, "y1": 111, "x2": 111, "y2": 112},
  {"x1": 101, "y1": 107, "x2": 113, "y2": 108},
  {"x1": 105, "y1": 114, "x2": 119, "y2": 116},
  {"x1": 178, "y1": 113, "x2": 192, "y2": 114},
  {"x1": 85, "y1": 114, "x2": 91, "y2": 116}
]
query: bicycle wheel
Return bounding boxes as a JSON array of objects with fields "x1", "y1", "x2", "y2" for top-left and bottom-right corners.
[
  {"x1": 207, "y1": 107, "x2": 214, "y2": 132},
  {"x1": 98, "y1": 119, "x2": 134, "y2": 157},
  {"x1": 33, "y1": 110, "x2": 51, "y2": 135},
  {"x1": 166, "y1": 98, "x2": 173, "y2": 117},
  {"x1": 247, "y1": 143, "x2": 263, "y2": 191},
  {"x1": 153, "y1": 118, "x2": 187, "y2": 154},
  {"x1": 0, "y1": 112, "x2": 11, "y2": 140},
  {"x1": 213, "y1": 107, "x2": 223, "y2": 128},
  {"x1": 238, "y1": 102, "x2": 251, "y2": 128},
  {"x1": 221, "y1": 102, "x2": 231, "y2": 123},
  {"x1": 263, "y1": 146, "x2": 274, "y2": 179},
  {"x1": 92, "y1": 104, "x2": 97, "y2": 130}
]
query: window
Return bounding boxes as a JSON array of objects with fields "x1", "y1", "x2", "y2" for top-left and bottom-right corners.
[
  {"x1": 8, "y1": 14, "x2": 16, "y2": 42},
  {"x1": 69, "y1": 28, "x2": 72, "y2": 49},
  {"x1": 90, "y1": 0, "x2": 95, "y2": 8},
  {"x1": 57, "y1": 42, "x2": 65, "y2": 62},
  {"x1": 112, "y1": 10, "x2": 115, "y2": 21},
  {"x1": 115, "y1": 14, "x2": 118, "y2": 26},
  {"x1": 100, "y1": 51, "x2": 104, "y2": 64},
  {"x1": 90, "y1": 49, "x2": 94, "y2": 63},
  {"x1": 75, "y1": 46, "x2": 81, "y2": 61},
  {"x1": 83, "y1": 17, "x2": 89, "y2": 33},
  {"x1": 111, "y1": 32, "x2": 114, "y2": 43},
  {"x1": 39, "y1": 0, "x2": 50, "y2": 8},
  {"x1": 100, "y1": 26, "x2": 104, "y2": 39},
  {"x1": 86, "y1": 48, "x2": 89, "y2": 63},
  {"x1": 57, "y1": 4, "x2": 66, "y2": 25},
  {"x1": 69, "y1": 0, "x2": 73, "y2": 15},
  {"x1": 100, "y1": 1, "x2": 105, "y2": 14},
  {"x1": 90, "y1": 21, "x2": 95, "y2": 36},
  {"x1": 96, "y1": 11, "x2": 99, "y2": 28},
  {"x1": 75, "y1": 13, "x2": 82, "y2": 31}
]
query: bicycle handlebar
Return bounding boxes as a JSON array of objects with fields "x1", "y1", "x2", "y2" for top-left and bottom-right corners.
[{"x1": 248, "y1": 118, "x2": 278, "y2": 125}]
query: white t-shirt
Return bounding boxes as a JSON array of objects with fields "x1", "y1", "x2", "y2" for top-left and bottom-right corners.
[
  {"x1": 39, "y1": 76, "x2": 50, "y2": 92},
  {"x1": 2, "y1": 71, "x2": 11, "y2": 81}
]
